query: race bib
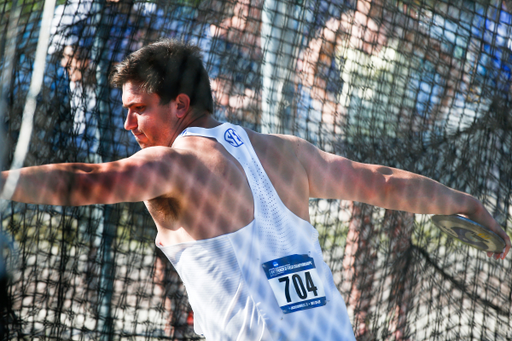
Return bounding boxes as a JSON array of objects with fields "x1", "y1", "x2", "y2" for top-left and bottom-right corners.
[{"x1": 262, "y1": 254, "x2": 326, "y2": 314}]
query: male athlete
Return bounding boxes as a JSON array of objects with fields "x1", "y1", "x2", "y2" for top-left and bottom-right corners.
[{"x1": 1, "y1": 40, "x2": 510, "y2": 340}]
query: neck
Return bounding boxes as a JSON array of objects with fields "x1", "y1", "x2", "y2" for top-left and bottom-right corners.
[
  {"x1": 170, "y1": 112, "x2": 220, "y2": 146},
  {"x1": 183, "y1": 112, "x2": 220, "y2": 130}
]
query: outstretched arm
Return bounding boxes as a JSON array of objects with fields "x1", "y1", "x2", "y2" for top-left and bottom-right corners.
[
  {"x1": 1, "y1": 146, "x2": 183, "y2": 206},
  {"x1": 295, "y1": 138, "x2": 511, "y2": 259}
]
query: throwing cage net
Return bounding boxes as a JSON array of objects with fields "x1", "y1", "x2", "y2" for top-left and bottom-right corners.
[{"x1": 1, "y1": 0, "x2": 511, "y2": 340}]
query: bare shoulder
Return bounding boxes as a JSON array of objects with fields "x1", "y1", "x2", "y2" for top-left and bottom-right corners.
[
  {"x1": 241, "y1": 128, "x2": 313, "y2": 217},
  {"x1": 242, "y1": 129, "x2": 359, "y2": 201},
  {"x1": 242, "y1": 128, "x2": 305, "y2": 159},
  {"x1": 243, "y1": 128, "x2": 331, "y2": 174},
  {"x1": 130, "y1": 146, "x2": 178, "y2": 159},
  {"x1": 128, "y1": 146, "x2": 194, "y2": 168}
]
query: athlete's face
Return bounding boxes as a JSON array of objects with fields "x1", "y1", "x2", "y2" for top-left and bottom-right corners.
[{"x1": 122, "y1": 82, "x2": 177, "y2": 148}]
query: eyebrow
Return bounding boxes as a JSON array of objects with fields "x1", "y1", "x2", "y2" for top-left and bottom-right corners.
[{"x1": 122, "y1": 102, "x2": 141, "y2": 109}]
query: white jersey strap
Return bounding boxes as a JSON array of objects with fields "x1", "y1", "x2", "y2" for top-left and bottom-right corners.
[{"x1": 174, "y1": 123, "x2": 285, "y2": 218}]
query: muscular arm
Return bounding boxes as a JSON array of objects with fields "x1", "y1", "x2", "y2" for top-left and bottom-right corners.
[
  {"x1": 295, "y1": 138, "x2": 511, "y2": 259},
  {"x1": 0, "y1": 147, "x2": 183, "y2": 206}
]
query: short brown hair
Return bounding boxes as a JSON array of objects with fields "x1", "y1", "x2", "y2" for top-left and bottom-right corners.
[{"x1": 110, "y1": 39, "x2": 213, "y2": 113}]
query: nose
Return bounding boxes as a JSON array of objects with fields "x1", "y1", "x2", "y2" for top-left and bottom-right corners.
[{"x1": 124, "y1": 109, "x2": 137, "y2": 131}]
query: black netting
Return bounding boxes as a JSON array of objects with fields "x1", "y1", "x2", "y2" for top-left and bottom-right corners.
[{"x1": 1, "y1": 0, "x2": 511, "y2": 340}]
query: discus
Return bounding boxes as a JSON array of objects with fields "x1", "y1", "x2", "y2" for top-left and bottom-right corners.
[{"x1": 432, "y1": 215, "x2": 506, "y2": 253}]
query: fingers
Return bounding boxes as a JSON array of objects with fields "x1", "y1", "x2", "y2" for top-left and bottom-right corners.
[
  {"x1": 487, "y1": 235, "x2": 511, "y2": 260},
  {"x1": 488, "y1": 251, "x2": 503, "y2": 259},
  {"x1": 489, "y1": 219, "x2": 510, "y2": 259},
  {"x1": 469, "y1": 207, "x2": 510, "y2": 260},
  {"x1": 501, "y1": 235, "x2": 511, "y2": 259}
]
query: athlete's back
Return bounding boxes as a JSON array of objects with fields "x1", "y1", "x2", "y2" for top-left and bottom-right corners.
[
  {"x1": 150, "y1": 123, "x2": 313, "y2": 248},
  {"x1": 156, "y1": 123, "x2": 355, "y2": 340}
]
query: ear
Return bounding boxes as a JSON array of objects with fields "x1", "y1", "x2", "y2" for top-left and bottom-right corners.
[{"x1": 175, "y1": 94, "x2": 191, "y2": 118}]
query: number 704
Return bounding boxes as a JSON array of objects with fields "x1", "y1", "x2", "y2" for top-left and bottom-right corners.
[{"x1": 279, "y1": 271, "x2": 319, "y2": 303}]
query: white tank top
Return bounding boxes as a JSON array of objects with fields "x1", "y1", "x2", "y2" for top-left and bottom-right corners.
[{"x1": 156, "y1": 123, "x2": 355, "y2": 341}]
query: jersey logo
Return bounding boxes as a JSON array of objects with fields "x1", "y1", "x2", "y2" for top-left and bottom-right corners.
[
  {"x1": 179, "y1": 128, "x2": 189, "y2": 137},
  {"x1": 224, "y1": 128, "x2": 244, "y2": 147}
]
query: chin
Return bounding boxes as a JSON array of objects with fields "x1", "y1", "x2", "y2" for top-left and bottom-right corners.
[
  {"x1": 135, "y1": 141, "x2": 147, "y2": 149},
  {"x1": 135, "y1": 138, "x2": 151, "y2": 149}
]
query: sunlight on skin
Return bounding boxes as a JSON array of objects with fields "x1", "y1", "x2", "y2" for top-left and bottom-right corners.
[
  {"x1": 302, "y1": 149, "x2": 511, "y2": 261},
  {"x1": 2, "y1": 130, "x2": 509, "y2": 258},
  {"x1": 2, "y1": 15, "x2": 511, "y2": 339},
  {"x1": 1, "y1": 52, "x2": 510, "y2": 263},
  {"x1": 297, "y1": 0, "x2": 511, "y2": 261},
  {"x1": 1, "y1": 101, "x2": 510, "y2": 261},
  {"x1": 121, "y1": 82, "x2": 257, "y2": 244}
]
